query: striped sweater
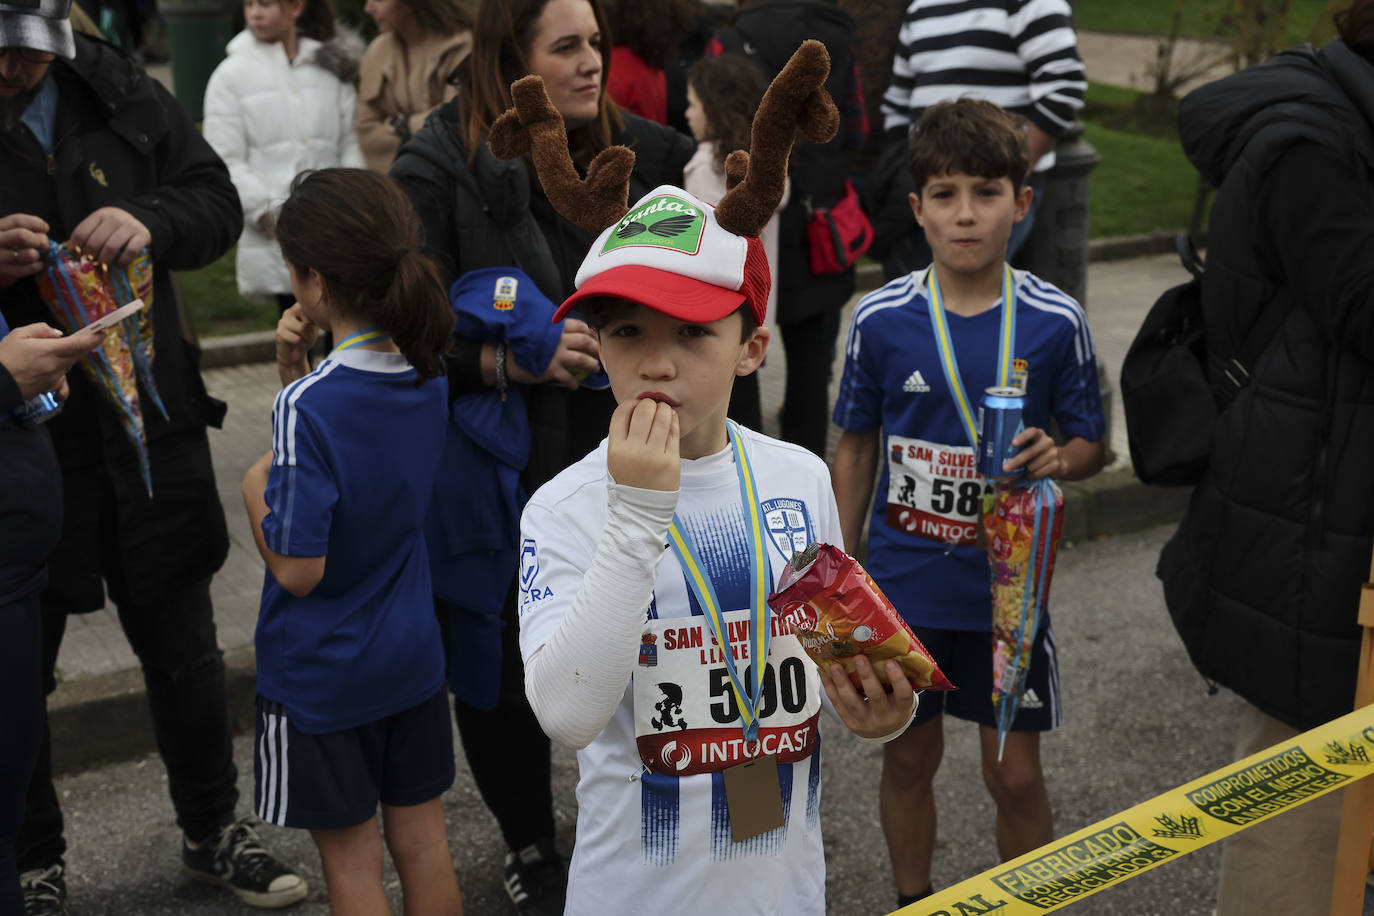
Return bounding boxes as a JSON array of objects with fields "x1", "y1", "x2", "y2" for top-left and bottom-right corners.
[{"x1": 881, "y1": 0, "x2": 1086, "y2": 171}]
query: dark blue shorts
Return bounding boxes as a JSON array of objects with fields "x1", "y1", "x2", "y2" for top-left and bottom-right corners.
[
  {"x1": 253, "y1": 689, "x2": 455, "y2": 830},
  {"x1": 911, "y1": 624, "x2": 1062, "y2": 732}
]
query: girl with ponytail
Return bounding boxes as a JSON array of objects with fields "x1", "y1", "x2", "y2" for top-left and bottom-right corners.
[{"x1": 241, "y1": 168, "x2": 464, "y2": 914}]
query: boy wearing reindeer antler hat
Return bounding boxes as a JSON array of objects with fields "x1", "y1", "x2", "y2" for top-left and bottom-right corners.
[{"x1": 502, "y1": 41, "x2": 916, "y2": 914}]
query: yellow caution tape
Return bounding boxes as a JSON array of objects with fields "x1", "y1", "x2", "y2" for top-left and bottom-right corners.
[{"x1": 890, "y1": 705, "x2": 1374, "y2": 915}]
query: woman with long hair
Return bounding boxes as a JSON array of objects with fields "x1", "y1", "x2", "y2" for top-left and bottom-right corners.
[
  {"x1": 389, "y1": 2, "x2": 692, "y2": 912},
  {"x1": 356, "y1": 0, "x2": 474, "y2": 171}
]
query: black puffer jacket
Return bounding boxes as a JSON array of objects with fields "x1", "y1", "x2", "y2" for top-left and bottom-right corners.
[
  {"x1": 0, "y1": 35, "x2": 240, "y2": 611},
  {"x1": 389, "y1": 104, "x2": 692, "y2": 491},
  {"x1": 712, "y1": 0, "x2": 859, "y2": 324},
  {"x1": 1159, "y1": 40, "x2": 1374, "y2": 731}
]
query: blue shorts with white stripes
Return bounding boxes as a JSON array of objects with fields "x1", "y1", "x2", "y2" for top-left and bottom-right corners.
[
  {"x1": 254, "y1": 689, "x2": 455, "y2": 830},
  {"x1": 909, "y1": 623, "x2": 1062, "y2": 732}
]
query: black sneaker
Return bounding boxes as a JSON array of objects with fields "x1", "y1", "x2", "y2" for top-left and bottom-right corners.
[
  {"x1": 181, "y1": 816, "x2": 308, "y2": 909},
  {"x1": 503, "y1": 838, "x2": 566, "y2": 916},
  {"x1": 19, "y1": 863, "x2": 70, "y2": 916}
]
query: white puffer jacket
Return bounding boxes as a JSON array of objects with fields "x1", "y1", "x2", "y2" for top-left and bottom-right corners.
[{"x1": 203, "y1": 30, "x2": 364, "y2": 300}]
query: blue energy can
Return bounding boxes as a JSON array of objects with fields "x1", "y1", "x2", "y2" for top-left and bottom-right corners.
[
  {"x1": 12, "y1": 391, "x2": 63, "y2": 427},
  {"x1": 977, "y1": 386, "x2": 1025, "y2": 478}
]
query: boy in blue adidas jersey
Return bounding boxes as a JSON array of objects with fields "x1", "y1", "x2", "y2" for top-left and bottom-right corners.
[
  {"x1": 832, "y1": 99, "x2": 1105, "y2": 908},
  {"x1": 504, "y1": 43, "x2": 918, "y2": 916}
]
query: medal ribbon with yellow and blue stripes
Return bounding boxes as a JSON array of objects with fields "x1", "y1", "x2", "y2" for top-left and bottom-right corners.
[
  {"x1": 925, "y1": 263, "x2": 1018, "y2": 449},
  {"x1": 329, "y1": 326, "x2": 390, "y2": 355},
  {"x1": 666, "y1": 422, "x2": 773, "y2": 743}
]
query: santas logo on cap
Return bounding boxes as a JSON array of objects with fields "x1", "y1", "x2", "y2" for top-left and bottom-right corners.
[{"x1": 604, "y1": 195, "x2": 705, "y2": 257}]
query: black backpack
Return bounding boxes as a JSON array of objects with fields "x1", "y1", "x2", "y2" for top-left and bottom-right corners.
[{"x1": 1119, "y1": 236, "x2": 1285, "y2": 486}]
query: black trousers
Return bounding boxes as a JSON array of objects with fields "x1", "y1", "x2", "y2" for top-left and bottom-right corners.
[
  {"x1": 16, "y1": 576, "x2": 237, "y2": 871},
  {"x1": 1, "y1": 593, "x2": 44, "y2": 916},
  {"x1": 779, "y1": 308, "x2": 842, "y2": 459},
  {"x1": 437, "y1": 585, "x2": 556, "y2": 854}
]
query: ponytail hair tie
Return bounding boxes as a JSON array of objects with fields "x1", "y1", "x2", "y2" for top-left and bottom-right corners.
[{"x1": 393, "y1": 247, "x2": 410, "y2": 266}]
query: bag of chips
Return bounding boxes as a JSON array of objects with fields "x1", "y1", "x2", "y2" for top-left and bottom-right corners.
[
  {"x1": 983, "y1": 477, "x2": 1064, "y2": 759},
  {"x1": 768, "y1": 543, "x2": 955, "y2": 692},
  {"x1": 35, "y1": 243, "x2": 165, "y2": 496}
]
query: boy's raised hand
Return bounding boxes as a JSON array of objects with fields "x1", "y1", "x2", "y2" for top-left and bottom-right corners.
[
  {"x1": 607, "y1": 398, "x2": 680, "y2": 492},
  {"x1": 1005, "y1": 427, "x2": 1062, "y2": 480},
  {"x1": 823, "y1": 654, "x2": 917, "y2": 740}
]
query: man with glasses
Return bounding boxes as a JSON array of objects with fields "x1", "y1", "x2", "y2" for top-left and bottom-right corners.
[{"x1": 0, "y1": 2, "x2": 306, "y2": 912}]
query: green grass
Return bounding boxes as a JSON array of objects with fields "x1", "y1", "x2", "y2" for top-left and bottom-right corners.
[
  {"x1": 1082, "y1": 80, "x2": 1179, "y2": 138},
  {"x1": 1084, "y1": 122, "x2": 1201, "y2": 238},
  {"x1": 175, "y1": 248, "x2": 280, "y2": 337},
  {"x1": 1085, "y1": 80, "x2": 1159, "y2": 112},
  {"x1": 1080, "y1": 81, "x2": 1204, "y2": 238},
  {"x1": 1073, "y1": 0, "x2": 1339, "y2": 48}
]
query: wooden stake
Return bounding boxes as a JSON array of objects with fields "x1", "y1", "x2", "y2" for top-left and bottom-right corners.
[{"x1": 1329, "y1": 580, "x2": 1374, "y2": 915}]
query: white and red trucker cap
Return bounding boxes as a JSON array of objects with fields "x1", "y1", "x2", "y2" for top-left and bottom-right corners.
[{"x1": 553, "y1": 185, "x2": 771, "y2": 326}]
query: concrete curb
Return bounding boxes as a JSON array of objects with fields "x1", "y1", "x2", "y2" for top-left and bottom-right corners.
[
  {"x1": 50, "y1": 647, "x2": 259, "y2": 775},
  {"x1": 48, "y1": 472, "x2": 1192, "y2": 776},
  {"x1": 198, "y1": 330, "x2": 279, "y2": 370}
]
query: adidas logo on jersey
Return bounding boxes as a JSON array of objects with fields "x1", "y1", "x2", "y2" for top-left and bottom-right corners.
[
  {"x1": 902, "y1": 370, "x2": 931, "y2": 393},
  {"x1": 1021, "y1": 688, "x2": 1044, "y2": 710}
]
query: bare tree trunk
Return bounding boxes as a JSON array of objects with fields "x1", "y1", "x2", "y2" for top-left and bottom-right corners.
[{"x1": 1234, "y1": 0, "x2": 1293, "y2": 67}]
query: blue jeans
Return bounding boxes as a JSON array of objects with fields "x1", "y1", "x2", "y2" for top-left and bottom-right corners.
[{"x1": 882, "y1": 172, "x2": 1047, "y2": 281}]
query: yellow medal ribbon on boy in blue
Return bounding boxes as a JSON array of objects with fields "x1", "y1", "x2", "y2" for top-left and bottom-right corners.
[
  {"x1": 666, "y1": 422, "x2": 772, "y2": 743},
  {"x1": 329, "y1": 326, "x2": 389, "y2": 355},
  {"x1": 926, "y1": 263, "x2": 1018, "y2": 449}
]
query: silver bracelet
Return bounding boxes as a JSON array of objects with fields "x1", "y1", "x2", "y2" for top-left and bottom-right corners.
[{"x1": 494, "y1": 340, "x2": 509, "y2": 403}]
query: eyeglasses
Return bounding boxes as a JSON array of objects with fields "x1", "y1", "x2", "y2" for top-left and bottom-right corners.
[{"x1": 0, "y1": 47, "x2": 56, "y2": 63}]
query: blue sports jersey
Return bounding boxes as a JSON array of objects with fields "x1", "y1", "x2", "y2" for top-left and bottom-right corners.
[
  {"x1": 258, "y1": 349, "x2": 449, "y2": 734},
  {"x1": 833, "y1": 267, "x2": 1104, "y2": 631}
]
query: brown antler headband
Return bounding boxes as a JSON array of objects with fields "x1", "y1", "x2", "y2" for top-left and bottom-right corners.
[
  {"x1": 488, "y1": 76, "x2": 635, "y2": 233},
  {"x1": 488, "y1": 40, "x2": 838, "y2": 239},
  {"x1": 716, "y1": 39, "x2": 838, "y2": 237}
]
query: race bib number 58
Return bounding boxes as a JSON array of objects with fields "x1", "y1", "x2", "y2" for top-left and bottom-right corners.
[
  {"x1": 885, "y1": 435, "x2": 987, "y2": 546},
  {"x1": 634, "y1": 609, "x2": 820, "y2": 776}
]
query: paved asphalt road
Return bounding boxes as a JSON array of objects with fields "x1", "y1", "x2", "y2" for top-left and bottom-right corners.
[{"x1": 49, "y1": 524, "x2": 1372, "y2": 915}]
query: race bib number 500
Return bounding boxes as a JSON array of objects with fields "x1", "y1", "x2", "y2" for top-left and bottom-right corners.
[
  {"x1": 886, "y1": 435, "x2": 987, "y2": 546},
  {"x1": 634, "y1": 609, "x2": 820, "y2": 776}
]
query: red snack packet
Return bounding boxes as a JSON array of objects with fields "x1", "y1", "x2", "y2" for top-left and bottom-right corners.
[{"x1": 768, "y1": 543, "x2": 955, "y2": 692}]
